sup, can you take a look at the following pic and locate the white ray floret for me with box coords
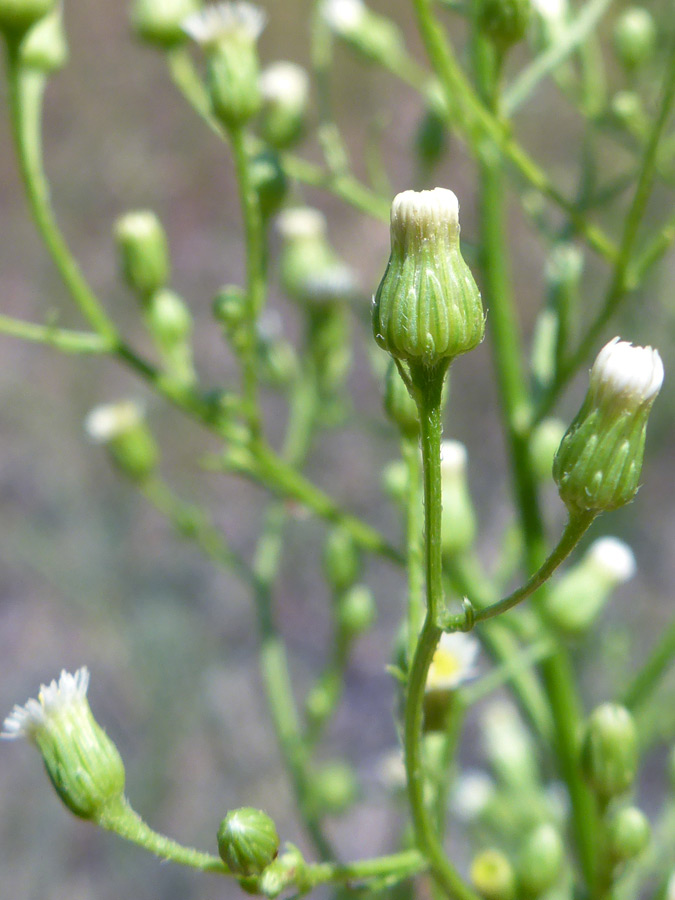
[590,337,664,407]
[182,1,266,46]
[260,61,309,106]
[322,0,366,35]
[2,667,90,741]
[426,631,480,692]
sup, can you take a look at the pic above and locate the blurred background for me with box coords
[1,1,674,898]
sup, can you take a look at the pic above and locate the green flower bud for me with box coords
[2,668,125,820]
[323,525,361,592]
[259,61,309,149]
[530,419,566,482]
[553,338,663,514]
[545,537,636,637]
[183,3,266,128]
[131,0,201,48]
[581,703,638,801]
[384,359,419,437]
[114,211,170,299]
[310,761,359,815]
[613,7,656,71]
[0,0,55,36]
[607,806,651,862]
[213,284,247,332]
[20,4,67,71]
[478,0,531,50]
[217,807,279,876]
[440,440,476,556]
[322,0,406,68]
[518,824,564,898]
[146,288,193,346]
[382,459,409,504]
[85,400,159,481]
[611,90,648,139]
[249,150,288,220]
[259,844,307,899]
[337,585,376,637]
[481,700,538,789]
[373,188,484,367]
[471,849,516,900]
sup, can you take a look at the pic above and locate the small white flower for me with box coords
[260,61,309,107]
[2,667,90,741]
[182,1,266,47]
[452,769,494,821]
[276,207,327,241]
[391,187,460,247]
[588,537,636,584]
[321,0,365,35]
[440,440,468,477]
[426,631,480,692]
[85,400,144,444]
[590,337,664,408]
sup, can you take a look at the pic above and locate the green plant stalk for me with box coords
[404,436,425,662]
[97,797,228,873]
[0,314,110,353]
[403,361,480,900]
[622,616,675,712]
[303,849,427,889]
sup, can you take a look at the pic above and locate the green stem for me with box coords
[404,436,425,661]
[98,797,227,874]
[304,849,427,889]
[0,314,111,353]
[622,617,675,712]
[403,361,479,900]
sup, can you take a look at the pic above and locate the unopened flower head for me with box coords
[2,668,126,820]
[85,400,144,443]
[131,0,201,47]
[114,210,170,298]
[482,700,537,788]
[20,4,68,72]
[553,337,663,514]
[276,207,327,242]
[182,1,265,47]
[259,62,310,149]
[588,537,636,584]
[373,188,484,368]
[85,401,158,481]
[440,440,476,556]
[278,207,354,304]
[0,0,56,35]
[321,0,365,35]
[426,632,479,692]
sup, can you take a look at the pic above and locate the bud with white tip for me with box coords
[85,400,159,481]
[553,337,663,514]
[259,61,309,149]
[114,210,170,300]
[545,536,636,636]
[20,4,67,71]
[373,188,484,368]
[131,0,201,47]
[2,668,126,821]
[321,0,405,68]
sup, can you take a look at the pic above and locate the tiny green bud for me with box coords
[373,188,484,367]
[131,0,201,48]
[323,526,361,592]
[478,0,531,51]
[249,150,288,220]
[213,284,247,331]
[611,90,648,138]
[545,537,636,637]
[481,700,538,789]
[259,61,309,149]
[114,211,170,299]
[217,807,279,876]
[2,668,126,820]
[382,459,409,504]
[553,338,663,514]
[581,703,638,801]
[0,0,55,36]
[383,359,419,438]
[337,585,376,637]
[530,419,566,482]
[471,849,516,900]
[259,844,307,899]
[607,806,651,862]
[184,2,266,128]
[85,400,159,481]
[518,824,564,898]
[440,440,477,556]
[20,5,67,71]
[322,0,406,68]
[310,761,359,815]
[146,288,193,346]
[613,7,656,71]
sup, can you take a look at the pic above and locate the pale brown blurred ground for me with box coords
[1,2,674,898]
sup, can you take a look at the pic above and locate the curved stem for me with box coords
[0,314,110,353]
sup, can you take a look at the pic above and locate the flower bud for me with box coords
[310,761,359,815]
[20,4,67,71]
[217,807,279,876]
[259,61,309,149]
[184,2,266,128]
[147,288,193,346]
[2,668,126,820]
[611,91,648,138]
[383,359,419,437]
[613,7,656,72]
[471,849,516,900]
[249,150,288,220]
[440,440,477,556]
[381,459,409,504]
[114,211,170,299]
[213,284,247,331]
[607,806,650,862]
[0,0,55,36]
[321,0,406,68]
[553,338,663,514]
[85,401,159,481]
[530,419,566,482]
[259,844,307,899]
[131,0,201,47]
[581,703,638,801]
[323,525,361,593]
[373,188,484,368]
[478,0,531,51]
[337,585,376,638]
[482,700,538,789]
[545,536,636,637]
[518,824,564,898]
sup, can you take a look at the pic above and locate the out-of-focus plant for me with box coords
[1,0,675,898]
